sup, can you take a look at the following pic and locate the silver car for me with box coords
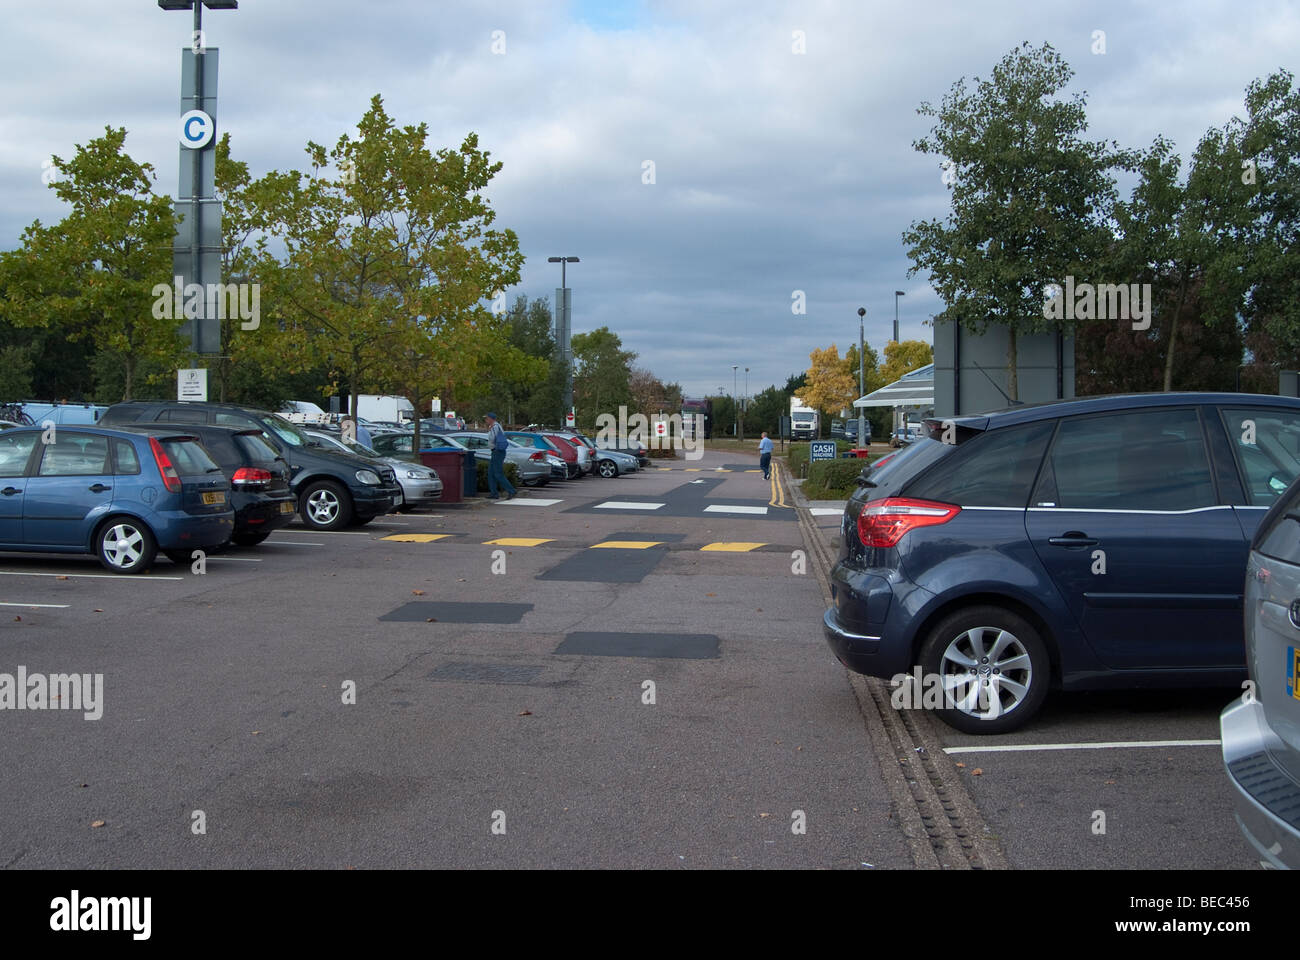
[442,432,552,486]
[1223,482,1300,868]
[306,429,442,512]
[560,432,638,478]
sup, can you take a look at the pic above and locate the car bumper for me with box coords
[397,477,443,505]
[1221,696,1300,869]
[352,484,403,518]
[154,511,235,551]
[233,493,296,536]
[822,560,922,678]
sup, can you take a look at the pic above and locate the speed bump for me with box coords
[381,533,453,543]
[484,537,554,547]
[590,540,665,549]
[700,542,767,552]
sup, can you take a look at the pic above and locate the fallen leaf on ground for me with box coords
[93,609,103,613]
[955,762,965,768]
[56,575,68,580]
[518,710,532,716]
[971,768,983,776]
[706,593,716,597]
[412,589,425,596]
[91,820,105,828]
[12,616,19,622]
[425,618,437,622]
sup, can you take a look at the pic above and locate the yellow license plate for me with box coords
[279,501,295,514]
[202,491,226,505]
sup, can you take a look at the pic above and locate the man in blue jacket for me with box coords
[484,413,516,500]
[758,431,774,480]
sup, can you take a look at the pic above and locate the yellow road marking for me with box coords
[483,537,554,547]
[685,468,701,472]
[590,540,665,550]
[700,542,767,552]
[381,533,452,543]
[744,469,761,473]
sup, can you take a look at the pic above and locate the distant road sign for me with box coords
[565,412,575,427]
[810,440,837,462]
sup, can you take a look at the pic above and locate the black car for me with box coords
[119,423,296,546]
[99,402,402,531]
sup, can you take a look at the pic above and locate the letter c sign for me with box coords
[179,109,214,149]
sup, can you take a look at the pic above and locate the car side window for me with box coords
[1036,408,1215,510]
[214,413,250,427]
[162,408,207,423]
[0,433,38,477]
[1220,407,1300,505]
[905,422,1053,507]
[36,433,110,476]
[112,439,141,475]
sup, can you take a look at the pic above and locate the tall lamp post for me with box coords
[159,0,238,358]
[893,290,905,434]
[548,256,579,425]
[857,307,867,450]
[731,365,738,437]
[742,366,749,441]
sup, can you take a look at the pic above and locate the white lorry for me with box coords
[790,396,819,441]
[356,395,415,424]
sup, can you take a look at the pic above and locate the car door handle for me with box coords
[88,483,111,493]
[1048,532,1098,548]
[1,487,20,496]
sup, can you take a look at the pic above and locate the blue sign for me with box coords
[810,441,837,462]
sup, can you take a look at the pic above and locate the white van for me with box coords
[357,395,415,424]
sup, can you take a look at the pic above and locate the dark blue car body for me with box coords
[823,393,1300,731]
[0,425,233,572]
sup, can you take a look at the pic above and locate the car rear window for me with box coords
[904,421,1053,507]
[161,438,221,476]
[865,436,953,489]
[233,432,280,463]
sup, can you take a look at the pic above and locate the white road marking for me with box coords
[0,601,70,608]
[943,738,1221,755]
[810,507,845,516]
[703,505,768,515]
[281,529,370,536]
[0,571,184,581]
[494,498,563,507]
[206,556,263,562]
[593,501,665,510]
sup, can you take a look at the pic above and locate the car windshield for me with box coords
[261,413,309,447]
[311,432,382,459]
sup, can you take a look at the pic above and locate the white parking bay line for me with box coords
[943,738,1221,755]
[593,502,664,510]
[0,571,184,581]
[0,601,70,608]
[281,530,371,536]
[810,507,844,516]
[494,498,563,507]
[703,505,768,515]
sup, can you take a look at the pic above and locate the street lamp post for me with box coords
[893,290,905,434]
[857,307,866,450]
[732,365,738,438]
[159,0,238,357]
[547,256,580,425]
[742,366,749,441]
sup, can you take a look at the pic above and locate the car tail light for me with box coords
[149,437,182,493]
[857,498,960,548]
[232,467,273,487]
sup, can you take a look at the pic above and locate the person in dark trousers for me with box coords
[758,431,773,480]
[484,412,516,500]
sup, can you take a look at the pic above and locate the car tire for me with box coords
[231,531,270,547]
[299,480,353,531]
[918,605,1050,735]
[350,514,377,526]
[598,459,618,478]
[95,517,157,574]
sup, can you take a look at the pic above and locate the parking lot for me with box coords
[0,445,1262,869]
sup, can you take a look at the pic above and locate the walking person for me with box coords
[758,431,773,480]
[484,412,517,500]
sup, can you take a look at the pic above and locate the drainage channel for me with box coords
[790,470,1008,871]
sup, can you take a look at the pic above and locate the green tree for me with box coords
[903,42,1127,400]
[746,385,786,436]
[249,96,523,439]
[0,127,181,400]
[571,326,635,428]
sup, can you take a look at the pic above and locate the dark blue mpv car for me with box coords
[0,425,233,573]
[823,393,1300,733]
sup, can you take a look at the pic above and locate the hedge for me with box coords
[787,439,859,477]
[803,458,870,499]
[474,458,520,492]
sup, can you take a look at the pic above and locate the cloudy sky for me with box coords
[1,0,1296,400]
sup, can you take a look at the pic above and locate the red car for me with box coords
[541,434,584,479]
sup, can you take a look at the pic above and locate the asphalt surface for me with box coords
[0,449,911,869]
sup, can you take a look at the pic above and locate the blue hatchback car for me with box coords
[823,392,1300,733]
[0,425,233,573]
